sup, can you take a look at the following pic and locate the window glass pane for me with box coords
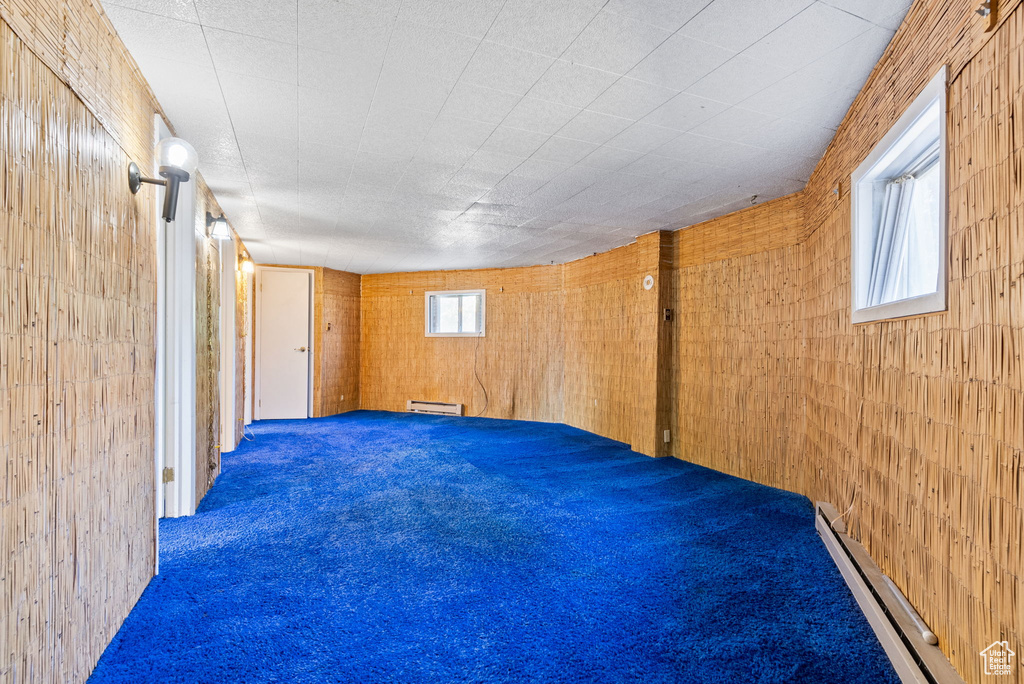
[460,295,479,333]
[904,160,940,299]
[437,296,459,333]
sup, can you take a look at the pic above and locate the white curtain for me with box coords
[865,174,916,307]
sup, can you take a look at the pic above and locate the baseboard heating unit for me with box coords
[815,502,964,684]
[406,400,463,416]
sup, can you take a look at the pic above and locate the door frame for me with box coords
[254,266,314,420]
[154,115,199,530]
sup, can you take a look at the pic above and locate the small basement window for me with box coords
[851,67,947,324]
[425,290,485,337]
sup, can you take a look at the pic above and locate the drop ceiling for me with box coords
[102,0,911,273]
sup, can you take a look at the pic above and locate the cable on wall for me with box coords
[473,332,489,418]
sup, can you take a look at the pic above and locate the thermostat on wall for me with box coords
[643,275,654,290]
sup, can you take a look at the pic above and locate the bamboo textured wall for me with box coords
[0,18,158,684]
[801,1,1023,679]
[668,194,807,490]
[663,2,1023,681]
[320,268,360,416]
[360,266,564,422]
[194,187,221,502]
[1,1,247,681]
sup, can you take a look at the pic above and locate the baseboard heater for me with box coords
[815,502,964,684]
[406,400,463,416]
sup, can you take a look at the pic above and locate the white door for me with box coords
[258,269,311,419]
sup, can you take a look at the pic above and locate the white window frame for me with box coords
[851,66,948,325]
[425,289,486,337]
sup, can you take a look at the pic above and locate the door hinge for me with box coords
[162,467,175,483]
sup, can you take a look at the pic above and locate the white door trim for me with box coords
[155,116,198,521]
[254,266,314,420]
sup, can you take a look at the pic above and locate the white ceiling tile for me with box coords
[532,136,598,165]
[680,0,814,52]
[372,69,453,115]
[298,87,371,131]
[105,6,212,67]
[440,83,522,124]
[424,115,497,149]
[577,145,644,171]
[641,92,729,131]
[502,97,582,135]
[460,41,554,95]
[627,34,734,91]
[741,3,873,73]
[206,28,297,83]
[221,74,298,140]
[562,10,672,75]
[193,0,297,42]
[480,126,550,158]
[820,0,913,30]
[588,78,678,120]
[555,110,632,145]
[601,0,707,31]
[485,0,606,57]
[398,0,505,38]
[527,60,619,108]
[383,21,480,86]
[736,117,836,154]
[604,122,680,154]
[298,0,394,57]
[685,54,793,105]
[298,48,381,97]
[654,133,766,168]
[688,107,778,141]
[104,0,200,22]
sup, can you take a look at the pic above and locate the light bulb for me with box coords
[210,218,231,240]
[241,259,255,274]
[155,136,198,174]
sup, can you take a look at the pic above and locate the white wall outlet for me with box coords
[340,394,344,401]
[663,429,671,443]
[594,399,598,407]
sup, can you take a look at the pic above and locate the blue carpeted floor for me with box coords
[89,411,898,683]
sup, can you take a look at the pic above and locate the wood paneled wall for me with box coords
[360,266,564,422]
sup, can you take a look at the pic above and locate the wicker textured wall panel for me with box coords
[562,243,648,448]
[666,2,1024,680]
[320,268,360,416]
[1,20,157,684]
[194,186,221,503]
[360,266,564,422]
[801,3,1024,679]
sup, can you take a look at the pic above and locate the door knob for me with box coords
[295,346,307,352]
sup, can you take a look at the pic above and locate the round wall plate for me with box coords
[643,275,655,290]
[128,162,142,194]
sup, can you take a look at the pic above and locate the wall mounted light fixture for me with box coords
[240,257,255,274]
[206,212,231,240]
[128,137,198,222]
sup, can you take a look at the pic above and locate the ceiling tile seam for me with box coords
[817,0,896,29]
[190,0,271,257]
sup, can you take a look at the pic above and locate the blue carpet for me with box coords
[89,411,898,683]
